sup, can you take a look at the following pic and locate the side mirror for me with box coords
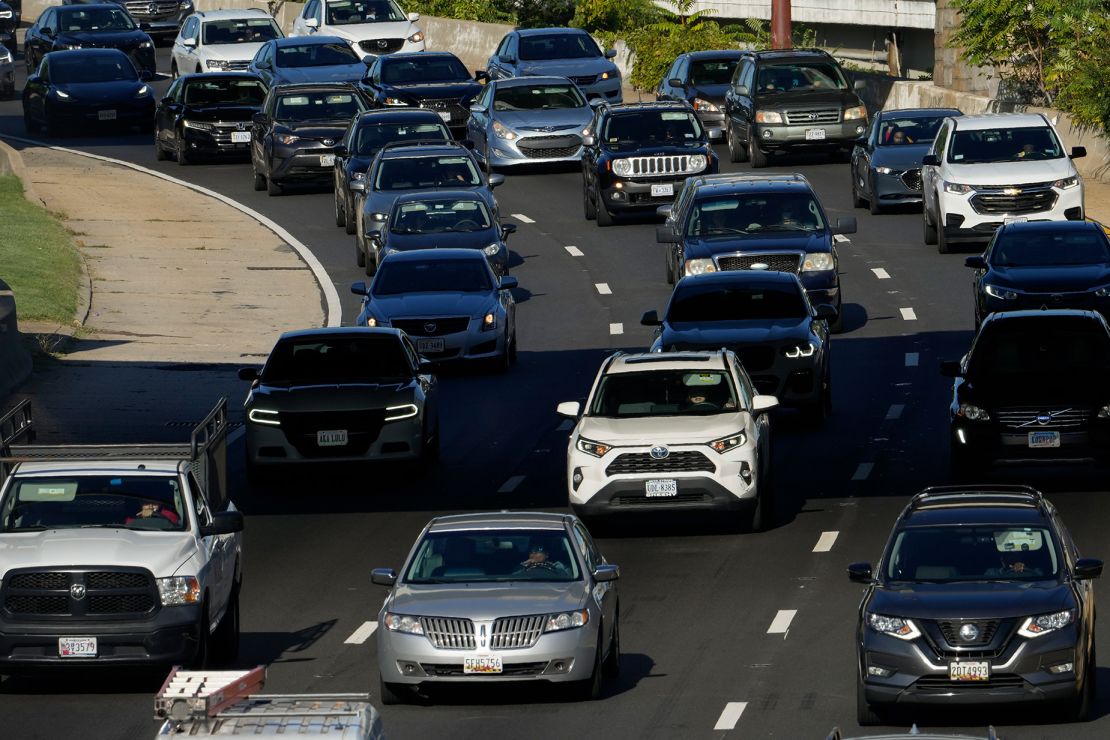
[499,275,518,290]
[237,367,259,381]
[922,153,940,167]
[256,59,271,70]
[847,562,873,583]
[656,225,677,243]
[469,103,487,113]
[587,98,607,109]
[668,77,684,88]
[304,17,319,28]
[556,401,580,419]
[252,112,267,125]
[1071,146,1087,159]
[41,27,54,37]
[349,180,367,193]
[853,79,867,92]
[582,134,596,147]
[350,281,369,295]
[500,54,516,65]
[500,223,517,239]
[751,395,779,413]
[371,568,397,587]
[964,255,986,269]
[815,304,838,321]
[833,216,857,235]
[939,360,962,378]
[488,173,506,188]
[656,204,673,219]
[201,511,244,537]
[183,37,197,48]
[1075,558,1103,580]
[160,95,174,105]
[407,12,420,22]
[640,309,661,326]
[593,563,620,582]
[474,70,490,84]
[366,229,382,242]
[733,85,749,96]
[604,49,617,59]
[333,144,347,157]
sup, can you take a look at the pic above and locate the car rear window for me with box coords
[375,155,481,189]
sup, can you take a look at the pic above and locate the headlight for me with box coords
[205,59,229,71]
[407,31,425,43]
[492,120,517,140]
[875,166,896,175]
[157,576,200,606]
[1018,610,1074,638]
[384,613,425,635]
[482,243,501,257]
[802,253,835,272]
[140,41,154,49]
[1097,404,1110,418]
[1053,175,1079,190]
[183,120,215,131]
[957,403,990,421]
[55,89,71,99]
[692,98,719,113]
[384,403,418,421]
[576,437,612,457]
[544,609,589,632]
[277,134,300,145]
[365,315,388,327]
[0,48,11,63]
[684,258,716,276]
[0,10,12,19]
[1095,285,1110,298]
[383,97,408,107]
[984,284,1017,300]
[481,311,497,331]
[58,43,82,50]
[611,158,633,177]
[248,408,281,426]
[843,105,867,121]
[687,153,708,172]
[867,613,921,640]
[944,180,973,194]
[783,342,816,359]
[754,110,782,124]
[135,85,151,98]
[600,71,615,80]
[708,431,746,453]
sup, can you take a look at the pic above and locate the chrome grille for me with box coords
[359,38,405,54]
[615,493,712,506]
[421,617,475,649]
[124,0,180,18]
[937,620,1000,647]
[491,615,546,649]
[418,98,468,123]
[224,60,250,71]
[619,155,701,177]
[995,407,1091,430]
[784,108,840,125]
[715,252,802,274]
[421,661,547,677]
[901,168,922,191]
[970,183,1057,215]
[606,451,715,476]
[914,674,1025,690]
[391,317,469,337]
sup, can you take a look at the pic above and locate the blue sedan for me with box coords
[485,27,621,104]
[249,35,370,87]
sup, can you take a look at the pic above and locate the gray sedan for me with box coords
[371,511,620,703]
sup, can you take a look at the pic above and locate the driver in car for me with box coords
[127,501,180,525]
[519,544,567,573]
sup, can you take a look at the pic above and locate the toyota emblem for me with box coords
[649,445,669,460]
[322,139,335,146]
[423,322,437,334]
[70,583,87,600]
[808,112,819,120]
[958,623,980,642]
[377,39,390,50]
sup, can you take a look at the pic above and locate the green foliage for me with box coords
[571,0,659,33]
[403,0,515,23]
[515,0,576,28]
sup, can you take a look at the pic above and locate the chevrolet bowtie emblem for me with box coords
[1003,187,1022,196]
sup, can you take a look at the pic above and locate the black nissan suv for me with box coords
[850,486,1101,725]
[581,100,717,227]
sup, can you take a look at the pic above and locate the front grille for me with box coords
[87,572,148,590]
[491,615,546,650]
[279,409,386,458]
[901,168,922,191]
[619,155,702,178]
[569,74,596,86]
[970,183,1057,215]
[735,346,776,373]
[418,98,468,124]
[391,317,470,337]
[224,60,250,71]
[2,568,157,620]
[421,617,476,650]
[359,38,405,54]
[914,674,1025,691]
[9,573,67,590]
[517,135,582,159]
[123,0,180,18]
[715,252,802,274]
[937,620,1000,647]
[784,108,840,125]
[420,661,547,677]
[615,493,712,506]
[89,594,156,614]
[6,594,68,614]
[606,450,715,476]
[995,407,1091,430]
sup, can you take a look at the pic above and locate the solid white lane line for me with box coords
[498,475,526,493]
[609,323,624,335]
[813,531,839,553]
[714,702,748,731]
[557,419,573,431]
[767,609,797,635]
[833,234,850,243]
[595,283,612,295]
[344,621,378,644]
[905,352,920,367]
[871,267,891,279]
[852,462,874,481]
[512,213,535,223]
[565,246,584,257]
[900,307,917,321]
[886,404,905,420]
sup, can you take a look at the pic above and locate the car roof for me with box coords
[11,461,182,477]
[276,326,404,342]
[494,75,576,88]
[748,48,834,63]
[878,108,963,119]
[392,189,487,205]
[951,113,1049,130]
[517,27,590,37]
[381,248,487,263]
[605,351,729,374]
[676,270,800,289]
[380,142,471,158]
[899,486,1052,527]
[46,48,128,60]
[693,174,813,197]
[195,8,271,20]
[272,35,349,47]
[381,51,461,63]
[354,108,443,124]
[683,50,744,60]
[995,219,1104,237]
[428,512,570,532]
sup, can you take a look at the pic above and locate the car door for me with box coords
[28,8,54,69]
[468,84,493,156]
[572,522,616,636]
[251,91,274,172]
[292,0,316,36]
[188,472,230,625]
[24,57,47,121]
[156,78,181,147]
[922,120,950,215]
[175,17,200,75]
[486,33,512,79]
[854,116,878,197]
[254,42,276,87]
[657,57,681,100]
[732,355,769,467]
[361,57,383,106]
[726,58,755,142]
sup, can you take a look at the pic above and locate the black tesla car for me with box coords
[155,72,267,164]
[850,486,1100,724]
[361,51,486,138]
[23,48,155,135]
[24,4,156,79]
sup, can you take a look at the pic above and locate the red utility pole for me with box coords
[771,0,793,49]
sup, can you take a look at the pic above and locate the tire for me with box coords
[344,195,357,235]
[601,615,621,679]
[857,678,885,726]
[176,138,190,166]
[267,177,282,196]
[868,177,882,215]
[583,179,597,220]
[211,580,240,663]
[923,203,938,245]
[665,247,675,285]
[23,111,38,134]
[508,330,517,364]
[365,248,378,277]
[419,423,440,465]
[379,675,406,706]
[851,176,865,209]
[727,122,746,163]
[355,240,366,268]
[1066,642,1095,722]
[170,61,178,80]
[190,603,211,669]
[334,190,346,227]
[595,187,613,227]
[155,137,169,161]
[748,132,768,169]
[570,643,603,701]
[252,167,266,192]
[801,374,832,427]
[937,221,952,254]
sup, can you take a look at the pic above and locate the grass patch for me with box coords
[0,175,81,324]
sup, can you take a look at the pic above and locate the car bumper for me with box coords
[873,170,924,205]
[269,147,339,183]
[939,186,1085,242]
[951,422,1110,464]
[486,133,584,167]
[48,100,155,126]
[753,120,868,151]
[388,323,507,363]
[181,127,253,157]
[600,177,690,213]
[246,414,425,464]
[696,111,726,140]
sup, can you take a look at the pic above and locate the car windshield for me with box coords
[689,58,738,85]
[274,90,363,121]
[602,110,703,148]
[374,155,482,189]
[967,318,1110,380]
[51,55,136,84]
[493,83,586,111]
[202,18,281,45]
[886,526,1060,582]
[373,259,492,295]
[261,335,412,384]
[405,529,582,583]
[1,475,185,532]
[353,121,449,155]
[391,198,492,234]
[519,33,600,61]
[948,126,1064,164]
[590,370,739,418]
[183,77,266,106]
[669,284,808,322]
[991,229,1110,267]
[325,0,405,25]
[276,42,361,68]
[877,115,946,146]
[381,56,468,84]
[56,8,136,32]
[757,62,847,92]
[687,193,826,236]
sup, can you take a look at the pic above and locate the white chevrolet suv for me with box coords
[291,0,425,59]
[557,350,778,530]
[171,9,284,77]
[921,112,1087,253]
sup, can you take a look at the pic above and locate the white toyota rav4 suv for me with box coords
[291,0,425,59]
[557,350,778,530]
[921,112,1087,253]
[171,9,284,77]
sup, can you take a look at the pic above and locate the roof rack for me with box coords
[905,485,1047,516]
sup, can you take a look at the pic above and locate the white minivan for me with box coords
[290,0,424,59]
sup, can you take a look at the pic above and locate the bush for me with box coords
[571,0,659,33]
[515,0,576,28]
[404,0,515,23]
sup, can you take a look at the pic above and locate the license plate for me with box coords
[59,637,97,658]
[805,128,826,140]
[949,660,990,681]
[463,655,503,674]
[1004,216,1028,224]
[98,110,117,121]
[645,479,677,497]
[231,131,251,143]
[651,183,674,197]
[417,338,445,353]
[1028,430,1061,448]
[320,154,336,167]
[438,111,452,122]
[317,429,348,447]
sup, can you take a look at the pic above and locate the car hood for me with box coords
[328,21,416,42]
[389,581,588,619]
[494,106,592,132]
[578,413,747,446]
[385,230,496,252]
[201,42,267,62]
[275,122,350,138]
[56,81,146,103]
[0,529,195,578]
[870,144,932,170]
[518,58,616,78]
[181,104,260,122]
[383,81,481,102]
[869,580,1074,620]
[987,264,1110,292]
[685,232,827,260]
[960,371,1108,406]
[371,291,494,318]
[276,64,367,84]
[662,318,811,348]
[55,31,148,48]
[688,84,729,104]
[945,158,1076,186]
[604,142,709,156]
[252,382,414,409]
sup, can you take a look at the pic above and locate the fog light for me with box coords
[610,192,624,201]
[762,129,773,139]
[554,661,566,671]
[856,125,866,134]
[956,428,967,445]
[1047,662,1074,674]
[739,461,753,485]
[614,181,623,189]
[572,467,584,491]
[868,665,894,677]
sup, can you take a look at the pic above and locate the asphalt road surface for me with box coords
[0,49,1106,739]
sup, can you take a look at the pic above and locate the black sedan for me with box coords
[332,108,451,235]
[23,49,155,135]
[361,51,486,138]
[655,49,742,141]
[250,82,368,196]
[966,220,1110,327]
[155,72,267,165]
[24,4,156,79]
[850,107,961,214]
[641,270,835,422]
[0,0,18,54]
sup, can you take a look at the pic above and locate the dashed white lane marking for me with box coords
[886,404,905,420]
[813,531,839,553]
[557,419,573,431]
[871,267,891,279]
[511,213,535,223]
[609,323,624,335]
[565,246,584,257]
[851,462,874,481]
[833,234,850,243]
[595,283,612,295]
[905,352,920,367]
[714,702,748,731]
[900,307,917,321]
[498,475,526,493]
[344,621,378,644]
[767,609,797,635]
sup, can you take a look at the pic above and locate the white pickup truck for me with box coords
[0,398,242,672]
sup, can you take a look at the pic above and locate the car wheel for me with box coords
[252,165,266,192]
[583,179,597,220]
[365,249,378,277]
[508,330,517,364]
[748,132,768,169]
[379,674,407,706]
[344,195,357,235]
[355,240,366,268]
[419,422,440,465]
[155,136,169,161]
[856,677,886,726]
[923,202,938,245]
[936,220,952,254]
[267,177,282,196]
[868,177,883,215]
[570,642,603,701]
[851,175,865,209]
[595,187,613,227]
[1065,642,1096,722]
[334,190,346,227]
[601,613,621,679]
[665,247,675,285]
[170,61,178,80]
[190,602,211,669]
[211,578,240,663]
[176,137,190,166]
[23,110,38,134]
[802,375,831,427]
[727,123,746,163]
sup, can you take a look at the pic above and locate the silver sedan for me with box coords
[371,511,621,703]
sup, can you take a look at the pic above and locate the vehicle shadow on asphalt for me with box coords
[238,619,339,668]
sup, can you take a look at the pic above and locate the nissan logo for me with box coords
[423,322,437,334]
[649,445,669,460]
[70,583,87,600]
[958,623,980,642]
